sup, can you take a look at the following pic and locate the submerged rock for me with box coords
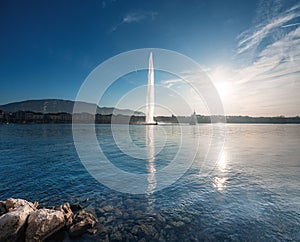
[25,208,65,242]
[69,209,98,237]
[131,225,140,234]
[103,205,114,212]
[106,215,114,224]
[110,231,122,241]
[0,198,36,242]
[140,224,157,236]
[114,208,123,217]
[171,221,185,227]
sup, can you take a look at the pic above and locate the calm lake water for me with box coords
[0,124,299,241]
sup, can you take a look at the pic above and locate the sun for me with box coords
[215,82,230,101]
[210,66,233,103]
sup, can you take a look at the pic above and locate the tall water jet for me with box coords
[146,52,155,124]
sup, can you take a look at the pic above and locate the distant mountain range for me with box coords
[0,99,144,116]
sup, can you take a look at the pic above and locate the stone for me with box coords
[87,228,97,234]
[172,221,185,227]
[106,215,114,224]
[69,221,90,237]
[114,208,122,217]
[111,231,122,241]
[5,198,36,211]
[181,216,191,223]
[103,205,113,212]
[156,214,166,223]
[165,224,172,229]
[0,201,6,216]
[99,216,106,223]
[99,201,107,207]
[132,210,144,218]
[70,203,83,211]
[126,199,134,205]
[69,209,97,238]
[96,223,108,235]
[0,200,35,242]
[140,224,156,236]
[62,203,73,225]
[146,216,156,223]
[159,235,165,242]
[131,225,140,234]
[98,208,105,214]
[25,208,65,242]
[54,203,73,226]
[73,209,97,224]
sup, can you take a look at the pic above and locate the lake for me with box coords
[0,124,299,241]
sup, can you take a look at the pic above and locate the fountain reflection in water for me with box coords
[146,125,156,211]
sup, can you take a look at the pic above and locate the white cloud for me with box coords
[111,11,157,32]
[236,26,300,84]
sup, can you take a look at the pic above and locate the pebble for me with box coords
[157,214,166,223]
[98,216,105,223]
[111,231,122,241]
[114,208,122,217]
[98,208,105,214]
[106,215,114,224]
[131,225,139,234]
[172,221,185,227]
[103,205,114,212]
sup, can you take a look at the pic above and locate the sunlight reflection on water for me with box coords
[213,150,228,191]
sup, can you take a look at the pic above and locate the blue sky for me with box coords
[1,0,300,116]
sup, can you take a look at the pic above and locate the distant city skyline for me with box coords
[1,0,300,116]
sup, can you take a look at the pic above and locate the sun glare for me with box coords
[211,67,233,103]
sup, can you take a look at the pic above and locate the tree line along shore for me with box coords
[1,110,300,124]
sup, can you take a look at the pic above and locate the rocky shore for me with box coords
[0,198,97,242]
[0,196,198,241]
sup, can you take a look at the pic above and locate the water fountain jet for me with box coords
[145,52,157,125]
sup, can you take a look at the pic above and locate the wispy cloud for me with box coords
[281,22,300,28]
[237,14,297,54]
[123,12,147,23]
[235,1,300,83]
[161,79,183,88]
[111,11,157,32]
[101,0,117,9]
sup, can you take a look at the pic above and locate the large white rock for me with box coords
[25,208,65,242]
[0,198,35,242]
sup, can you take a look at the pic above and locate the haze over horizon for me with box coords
[1,0,300,116]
